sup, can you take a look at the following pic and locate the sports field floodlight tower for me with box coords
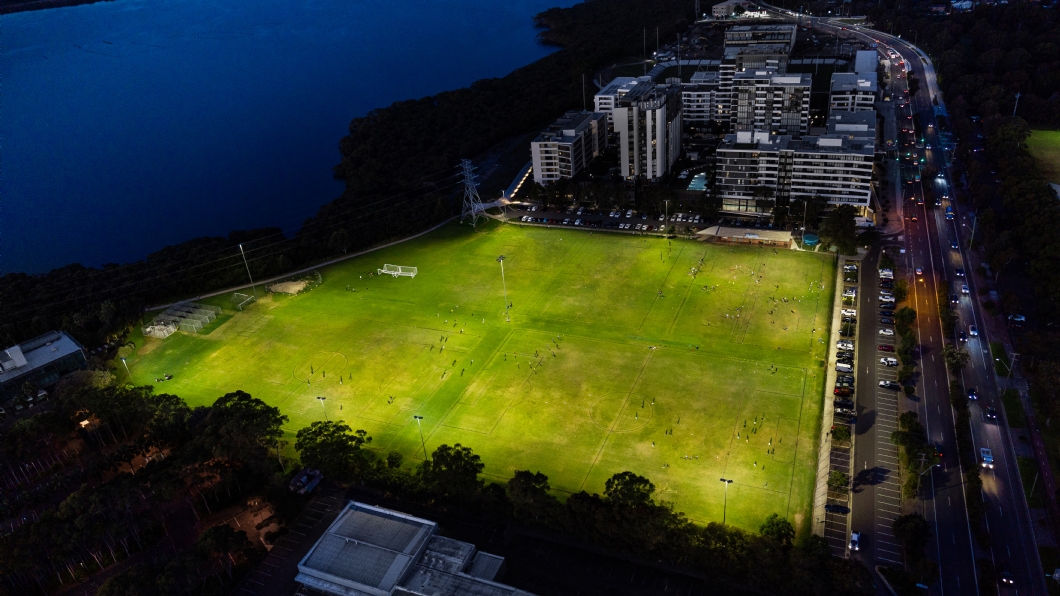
[460,159,486,227]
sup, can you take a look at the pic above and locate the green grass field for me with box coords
[124,220,835,534]
[1027,130,1060,182]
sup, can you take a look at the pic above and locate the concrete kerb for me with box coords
[813,254,857,537]
[146,215,462,312]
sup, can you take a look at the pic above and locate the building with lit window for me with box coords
[0,331,87,402]
[613,83,682,180]
[829,73,878,115]
[681,71,721,125]
[715,130,874,215]
[731,71,811,135]
[724,24,797,52]
[530,111,608,184]
[593,76,653,126]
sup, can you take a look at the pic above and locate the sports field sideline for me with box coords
[125,220,836,533]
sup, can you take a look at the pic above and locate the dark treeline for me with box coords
[294,419,873,595]
[0,377,299,595]
[0,0,694,350]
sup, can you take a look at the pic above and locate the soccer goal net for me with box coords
[145,302,221,336]
[378,264,418,278]
[232,292,257,311]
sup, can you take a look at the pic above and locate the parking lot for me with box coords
[504,204,703,232]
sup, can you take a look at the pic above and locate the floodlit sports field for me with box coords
[1027,130,1060,183]
[125,220,836,532]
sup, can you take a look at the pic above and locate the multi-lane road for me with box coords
[750,4,1047,594]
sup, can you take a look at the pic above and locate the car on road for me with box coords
[881,357,899,366]
[967,387,978,400]
[950,294,959,304]
[959,331,968,342]
[911,213,918,222]
[962,284,970,294]
[985,407,998,420]
[1001,571,1015,585]
[915,267,923,276]
[933,443,944,458]
[880,380,901,390]
[951,241,959,249]
[969,324,978,337]
[946,212,954,220]
[980,448,994,469]
[879,328,895,336]
[955,267,965,277]
[878,345,895,352]
[849,531,861,551]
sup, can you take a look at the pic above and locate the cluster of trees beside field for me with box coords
[0,0,694,352]
[0,375,874,595]
[0,376,300,595]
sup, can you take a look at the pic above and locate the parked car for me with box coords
[880,357,898,366]
[825,503,850,514]
[849,531,861,551]
[879,309,895,317]
[880,317,894,325]
[879,328,895,336]
[878,345,895,352]
[837,341,854,350]
[834,399,855,409]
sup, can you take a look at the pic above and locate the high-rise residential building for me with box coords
[712,0,752,18]
[594,76,653,126]
[724,24,797,52]
[613,82,682,180]
[681,71,721,125]
[717,44,791,125]
[829,73,878,115]
[715,130,874,215]
[731,71,811,135]
[530,111,608,184]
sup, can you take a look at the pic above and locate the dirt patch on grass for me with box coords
[269,280,308,294]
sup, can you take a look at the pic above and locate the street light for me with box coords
[497,255,510,322]
[413,415,428,461]
[120,357,131,377]
[238,243,258,299]
[719,478,734,524]
[316,396,328,422]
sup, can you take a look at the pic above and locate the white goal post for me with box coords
[378,264,418,278]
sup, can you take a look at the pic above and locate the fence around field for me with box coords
[143,302,221,336]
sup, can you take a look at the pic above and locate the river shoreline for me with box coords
[0,0,111,15]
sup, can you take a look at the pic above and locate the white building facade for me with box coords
[731,71,811,135]
[613,84,682,180]
[829,73,878,115]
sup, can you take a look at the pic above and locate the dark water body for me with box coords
[2,0,573,274]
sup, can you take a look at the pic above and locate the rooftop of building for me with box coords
[830,72,877,93]
[726,24,797,34]
[296,502,533,596]
[712,0,751,6]
[698,225,793,243]
[0,331,84,385]
[827,111,877,137]
[854,50,878,75]
[719,131,873,156]
[532,111,604,144]
[596,76,653,97]
[723,44,791,60]
[733,70,811,86]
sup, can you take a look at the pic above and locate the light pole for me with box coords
[238,243,258,299]
[316,396,328,422]
[497,255,510,322]
[719,478,733,524]
[996,353,1020,378]
[120,357,131,377]
[413,415,428,461]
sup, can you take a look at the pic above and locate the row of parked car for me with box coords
[0,389,48,417]
[516,216,665,231]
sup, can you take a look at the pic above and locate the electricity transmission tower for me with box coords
[460,159,486,227]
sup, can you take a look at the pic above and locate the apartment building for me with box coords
[829,73,878,115]
[715,130,874,214]
[681,71,721,125]
[854,49,878,75]
[717,46,791,123]
[530,111,608,184]
[724,24,797,52]
[594,76,653,126]
[613,83,682,180]
[731,71,811,135]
